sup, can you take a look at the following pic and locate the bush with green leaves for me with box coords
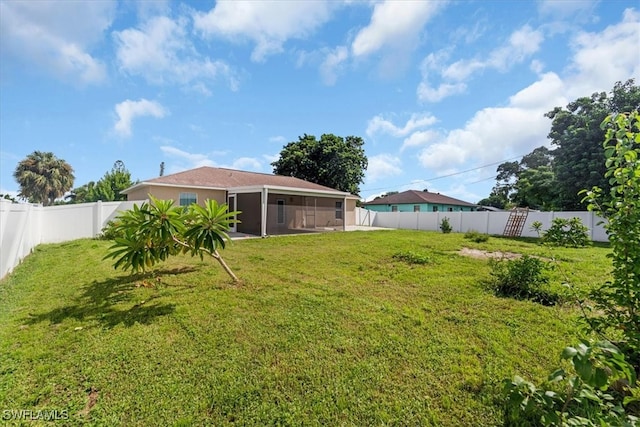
[504,340,639,426]
[97,220,123,240]
[542,217,591,247]
[464,230,489,243]
[104,196,240,283]
[488,255,558,305]
[439,216,452,233]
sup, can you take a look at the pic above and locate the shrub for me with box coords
[530,221,543,238]
[392,251,430,265]
[504,340,639,426]
[97,220,123,240]
[439,217,452,233]
[464,230,489,243]
[488,255,558,305]
[542,217,590,247]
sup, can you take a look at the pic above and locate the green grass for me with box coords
[0,230,611,426]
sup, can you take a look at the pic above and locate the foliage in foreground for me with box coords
[504,112,640,424]
[583,111,640,359]
[104,196,239,282]
[504,340,638,426]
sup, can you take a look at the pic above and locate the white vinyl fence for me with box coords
[0,199,139,279]
[356,207,608,242]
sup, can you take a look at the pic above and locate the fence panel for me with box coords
[368,209,607,242]
[0,200,139,279]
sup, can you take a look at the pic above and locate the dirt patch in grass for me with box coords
[458,247,522,260]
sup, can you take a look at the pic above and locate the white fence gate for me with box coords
[0,199,139,279]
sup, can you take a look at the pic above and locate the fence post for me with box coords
[94,201,103,237]
[484,211,490,234]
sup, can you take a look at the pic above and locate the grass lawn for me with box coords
[0,230,611,426]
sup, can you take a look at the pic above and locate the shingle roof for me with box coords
[363,189,476,207]
[124,166,352,194]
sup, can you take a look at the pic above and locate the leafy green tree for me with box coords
[13,151,75,206]
[511,166,559,210]
[480,147,555,209]
[271,134,367,195]
[546,79,640,209]
[68,160,133,203]
[105,196,239,283]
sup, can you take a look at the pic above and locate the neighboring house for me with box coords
[363,190,477,212]
[122,166,359,236]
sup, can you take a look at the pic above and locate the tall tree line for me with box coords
[479,80,640,211]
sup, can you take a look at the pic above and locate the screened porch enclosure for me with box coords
[234,192,346,236]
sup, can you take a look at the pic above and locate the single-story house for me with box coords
[122,166,359,236]
[363,190,477,212]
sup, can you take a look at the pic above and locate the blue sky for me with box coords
[1,0,638,203]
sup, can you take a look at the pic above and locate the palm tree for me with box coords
[13,151,75,206]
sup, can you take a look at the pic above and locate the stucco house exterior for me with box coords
[122,166,359,236]
[363,190,477,213]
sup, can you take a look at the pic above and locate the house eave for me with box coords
[228,184,356,198]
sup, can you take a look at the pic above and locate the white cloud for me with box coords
[160,146,264,172]
[538,0,598,18]
[263,153,280,164]
[193,2,334,62]
[114,15,238,91]
[418,72,565,172]
[366,154,403,183]
[565,8,640,99]
[160,146,216,169]
[320,46,349,86]
[442,25,544,81]
[351,1,446,58]
[0,0,114,84]
[366,113,438,138]
[417,81,467,103]
[401,130,440,152]
[417,8,639,175]
[417,25,544,103]
[230,157,262,171]
[114,99,168,138]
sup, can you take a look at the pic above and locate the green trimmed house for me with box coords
[363,190,477,213]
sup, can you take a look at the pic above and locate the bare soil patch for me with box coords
[458,247,522,260]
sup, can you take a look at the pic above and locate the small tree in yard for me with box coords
[104,196,240,283]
